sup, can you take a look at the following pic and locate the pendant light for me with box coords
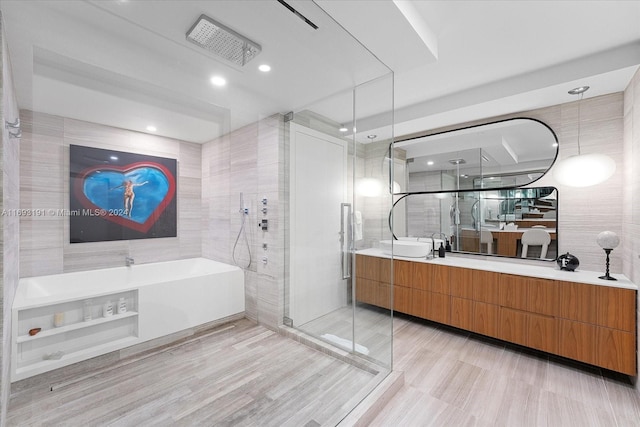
[552,86,616,187]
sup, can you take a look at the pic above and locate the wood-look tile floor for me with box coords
[7,319,378,427]
[371,314,640,427]
[298,304,393,366]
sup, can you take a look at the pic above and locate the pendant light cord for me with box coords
[577,92,583,155]
[568,85,589,155]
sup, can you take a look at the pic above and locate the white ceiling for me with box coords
[2,0,640,144]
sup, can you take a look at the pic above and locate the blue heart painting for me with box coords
[83,167,170,224]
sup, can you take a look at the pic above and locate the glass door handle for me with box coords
[340,203,352,280]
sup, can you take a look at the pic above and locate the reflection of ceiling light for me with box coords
[339,126,348,132]
[146,125,157,132]
[553,86,616,187]
[258,64,271,72]
[481,155,490,162]
[552,142,558,147]
[110,156,118,161]
[210,76,227,86]
[427,160,434,166]
[460,174,468,178]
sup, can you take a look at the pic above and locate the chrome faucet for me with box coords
[125,257,135,266]
[425,234,436,260]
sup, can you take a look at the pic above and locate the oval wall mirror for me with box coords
[393,118,559,193]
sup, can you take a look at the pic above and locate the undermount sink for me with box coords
[379,238,444,258]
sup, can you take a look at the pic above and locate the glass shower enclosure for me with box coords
[285,72,394,373]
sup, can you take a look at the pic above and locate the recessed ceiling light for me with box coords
[258,64,271,72]
[568,86,589,95]
[210,76,227,87]
[427,160,434,166]
[110,156,118,161]
[146,125,157,132]
[339,126,348,132]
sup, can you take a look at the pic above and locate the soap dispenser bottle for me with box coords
[445,238,452,252]
[438,242,446,258]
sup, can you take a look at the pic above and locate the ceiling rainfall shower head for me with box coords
[186,14,261,66]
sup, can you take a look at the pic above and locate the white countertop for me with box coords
[357,248,637,290]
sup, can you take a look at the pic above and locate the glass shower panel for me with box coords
[353,73,394,369]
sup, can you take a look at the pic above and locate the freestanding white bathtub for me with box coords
[12,258,244,381]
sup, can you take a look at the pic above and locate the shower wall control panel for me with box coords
[261,197,268,263]
[259,197,268,231]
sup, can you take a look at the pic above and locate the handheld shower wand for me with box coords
[233,192,251,268]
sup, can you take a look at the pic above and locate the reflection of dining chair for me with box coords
[532,225,547,228]
[480,230,494,254]
[521,229,551,258]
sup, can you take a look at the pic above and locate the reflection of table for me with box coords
[485,218,557,228]
[461,228,557,257]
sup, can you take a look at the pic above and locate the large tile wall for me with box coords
[202,114,285,331]
[358,141,400,251]
[0,20,20,426]
[19,111,202,277]
[622,67,640,388]
[402,93,625,273]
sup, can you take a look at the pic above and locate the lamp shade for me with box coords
[596,231,620,249]
[552,153,616,187]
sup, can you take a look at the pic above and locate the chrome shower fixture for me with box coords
[186,14,261,66]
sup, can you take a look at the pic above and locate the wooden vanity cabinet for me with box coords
[450,268,500,338]
[555,280,636,375]
[497,274,559,353]
[407,262,450,323]
[355,254,637,375]
[354,254,393,309]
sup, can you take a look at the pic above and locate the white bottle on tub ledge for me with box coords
[83,299,92,321]
[117,297,127,314]
[103,300,113,317]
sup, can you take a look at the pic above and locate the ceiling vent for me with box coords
[186,14,261,66]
